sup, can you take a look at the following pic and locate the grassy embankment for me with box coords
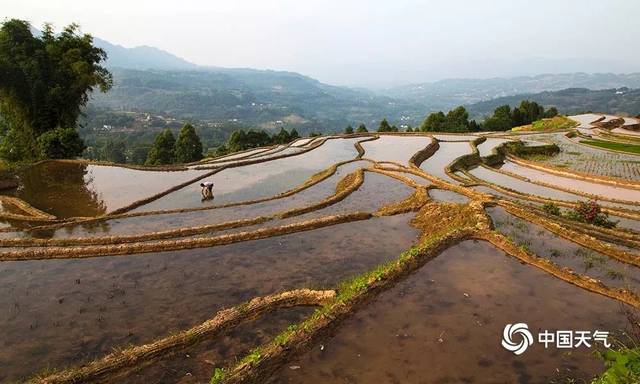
[512,116,578,132]
[579,139,640,155]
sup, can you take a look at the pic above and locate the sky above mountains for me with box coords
[5,0,640,87]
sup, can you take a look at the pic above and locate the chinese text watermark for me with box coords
[502,323,611,355]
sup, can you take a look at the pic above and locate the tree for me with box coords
[420,111,446,132]
[356,123,368,133]
[377,118,393,132]
[544,107,559,118]
[102,139,126,163]
[290,128,300,140]
[344,125,354,134]
[468,120,481,132]
[174,123,203,163]
[0,19,112,161]
[443,106,470,132]
[482,105,513,131]
[272,127,291,144]
[129,145,150,165]
[512,100,545,127]
[146,129,176,165]
[215,144,229,156]
[36,127,86,159]
[406,126,413,133]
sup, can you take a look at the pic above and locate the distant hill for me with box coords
[93,37,199,70]
[464,87,640,118]
[89,67,416,132]
[387,73,640,111]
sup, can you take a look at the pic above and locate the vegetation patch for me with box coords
[513,115,578,132]
[579,139,640,155]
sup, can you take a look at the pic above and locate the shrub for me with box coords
[592,347,640,384]
[542,202,560,216]
[36,127,86,159]
[566,200,617,228]
[356,123,368,133]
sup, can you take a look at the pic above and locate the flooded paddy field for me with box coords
[468,165,640,212]
[274,241,630,384]
[133,137,363,212]
[0,214,418,381]
[419,141,473,182]
[488,206,640,293]
[527,133,640,181]
[1,130,639,384]
[360,135,432,164]
[497,160,640,202]
[8,162,208,218]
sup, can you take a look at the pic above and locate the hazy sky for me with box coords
[4,0,640,87]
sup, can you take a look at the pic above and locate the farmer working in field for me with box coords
[200,181,214,200]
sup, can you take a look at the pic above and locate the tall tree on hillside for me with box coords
[146,129,176,165]
[377,118,392,132]
[174,123,203,163]
[272,127,291,144]
[356,123,368,133]
[102,139,126,163]
[544,107,558,118]
[0,19,112,161]
[290,128,300,140]
[443,106,470,132]
[420,111,446,132]
[344,125,354,134]
[482,105,513,131]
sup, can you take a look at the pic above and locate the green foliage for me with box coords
[214,144,229,157]
[101,139,126,163]
[210,368,226,384]
[420,106,472,132]
[479,100,554,131]
[0,19,112,161]
[36,127,85,159]
[580,139,640,155]
[443,106,470,132]
[545,107,559,118]
[174,123,203,163]
[482,105,513,131]
[542,202,561,216]
[356,123,368,133]
[344,125,354,134]
[592,348,640,384]
[565,200,618,228]
[128,145,150,164]
[420,111,446,132]
[214,127,302,158]
[0,126,35,161]
[240,348,262,366]
[145,128,176,165]
[523,115,577,132]
[377,118,397,132]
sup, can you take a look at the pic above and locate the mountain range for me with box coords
[87,35,640,131]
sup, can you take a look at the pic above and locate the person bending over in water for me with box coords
[200,181,214,200]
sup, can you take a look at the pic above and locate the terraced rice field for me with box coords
[0,129,639,384]
[527,133,640,181]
